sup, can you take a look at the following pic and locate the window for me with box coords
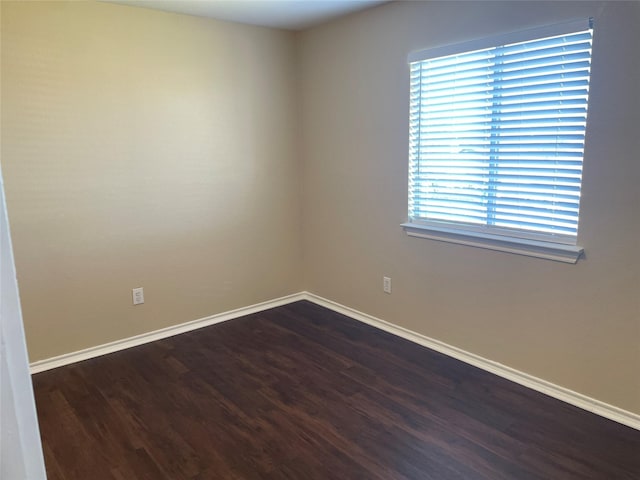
[403,19,594,263]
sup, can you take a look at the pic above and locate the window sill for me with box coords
[401,223,584,264]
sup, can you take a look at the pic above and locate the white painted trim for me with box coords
[2,161,47,479]
[302,292,640,431]
[30,290,640,431]
[402,223,583,264]
[29,292,307,374]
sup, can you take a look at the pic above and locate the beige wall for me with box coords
[1,1,301,361]
[299,1,640,414]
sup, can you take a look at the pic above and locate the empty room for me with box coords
[1,0,639,478]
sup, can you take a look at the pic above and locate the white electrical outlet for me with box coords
[383,276,391,294]
[132,287,144,305]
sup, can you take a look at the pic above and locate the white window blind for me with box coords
[407,19,594,245]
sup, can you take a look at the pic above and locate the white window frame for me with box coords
[402,19,594,264]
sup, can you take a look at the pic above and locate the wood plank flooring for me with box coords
[32,301,640,479]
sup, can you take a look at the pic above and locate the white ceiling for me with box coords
[104,0,389,30]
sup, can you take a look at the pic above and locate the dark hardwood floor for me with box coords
[33,301,640,479]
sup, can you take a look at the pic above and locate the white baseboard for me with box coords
[30,290,640,431]
[29,292,307,374]
[302,292,640,431]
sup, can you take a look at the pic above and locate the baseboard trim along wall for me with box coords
[303,292,640,431]
[29,291,640,431]
[28,292,307,374]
